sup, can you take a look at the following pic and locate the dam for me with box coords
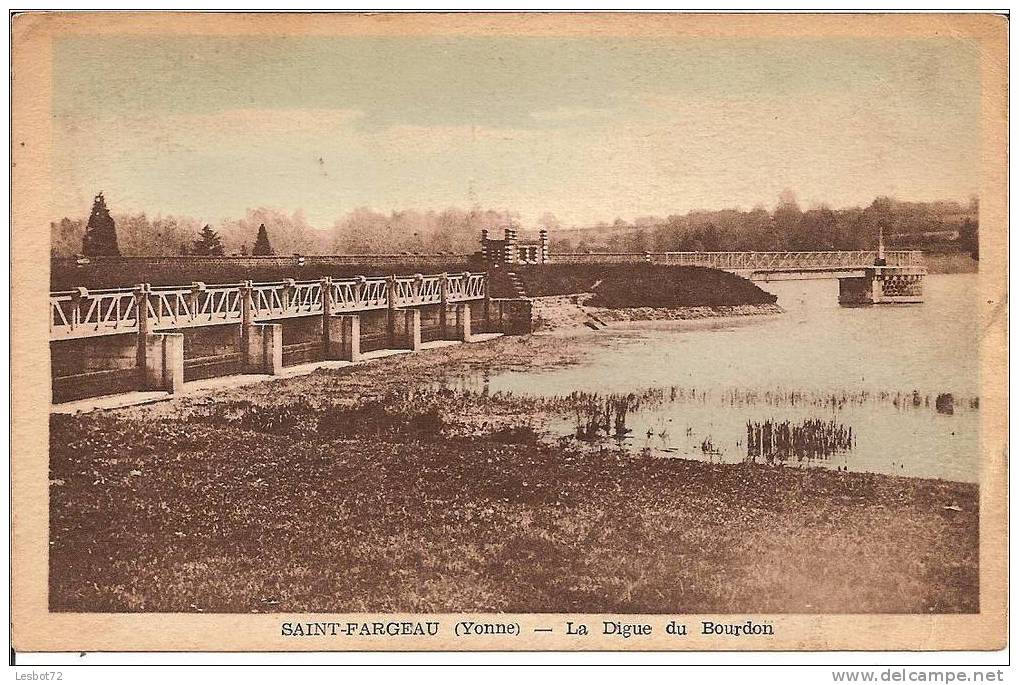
[49,271,535,403]
[49,244,926,404]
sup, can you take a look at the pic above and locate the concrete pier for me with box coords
[246,323,283,374]
[444,303,471,341]
[142,333,184,393]
[327,314,362,362]
[838,266,925,306]
[392,309,422,351]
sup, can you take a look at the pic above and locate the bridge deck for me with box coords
[658,250,924,271]
[552,250,925,272]
[51,272,487,341]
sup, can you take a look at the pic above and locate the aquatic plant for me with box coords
[443,375,979,419]
[745,418,855,463]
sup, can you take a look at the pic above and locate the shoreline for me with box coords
[110,325,967,487]
[530,294,784,331]
[50,327,978,614]
[589,302,784,324]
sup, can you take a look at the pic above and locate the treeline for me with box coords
[551,196,978,257]
[49,195,978,258]
[50,205,521,258]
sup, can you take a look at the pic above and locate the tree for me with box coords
[624,228,650,253]
[51,217,84,257]
[772,190,802,250]
[82,192,120,256]
[537,211,562,231]
[252,223,273,255]
[778,188,799,207]
[192,224,225,256]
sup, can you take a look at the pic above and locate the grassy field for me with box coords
[513,265,778,307]
[49,335,978,614]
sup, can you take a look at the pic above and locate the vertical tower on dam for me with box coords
[837,231,926,305]
[479,227,552,265]
[837,266,925,305]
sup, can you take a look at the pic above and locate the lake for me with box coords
[448,274,980,483]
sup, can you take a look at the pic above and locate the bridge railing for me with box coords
[330,277,389,312]
[149,282,245,331]
[658,250,924,270]
[50,287,140,340]
[393,274,443,306]
[551,250,925,269]
[885,251,926,268]
[552,253,650,265]
[51,272,488,341]
[447,272,487,302]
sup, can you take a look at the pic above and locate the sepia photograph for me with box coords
[10,10,1008,658]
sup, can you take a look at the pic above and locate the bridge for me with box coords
[51,272,487,340]
[482,226,925,277]
[49,271,535,404]
[654,250,925,279]
[552,249,927,305]
[652,251,927,304]
[49,249,927,405]
[553,249,925,277]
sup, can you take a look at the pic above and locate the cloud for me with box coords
[377,124,539,153]
[529,106,613,122]
[181,108,366,135]
[56,107,366,151]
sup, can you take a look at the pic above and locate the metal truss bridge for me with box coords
[657,250,925,277]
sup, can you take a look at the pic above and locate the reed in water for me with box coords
[745,418,855,463]
[441,375,979,416]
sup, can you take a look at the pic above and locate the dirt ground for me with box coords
[49,332,979,614]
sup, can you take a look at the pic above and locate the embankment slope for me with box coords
[499,264,777,307]
[492,265,782,329]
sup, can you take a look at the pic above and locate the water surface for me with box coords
[450,274,980,482]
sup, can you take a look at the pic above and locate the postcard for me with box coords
[10,11,1008,654]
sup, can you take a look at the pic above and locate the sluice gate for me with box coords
[50,272,530,403]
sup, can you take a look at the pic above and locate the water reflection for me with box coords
[449,275,981,483]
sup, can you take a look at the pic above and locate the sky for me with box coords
[51,35,981,229]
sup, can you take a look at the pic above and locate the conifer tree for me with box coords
[252,223,273,255]
[82,192,120,256]
[192,224,225,256]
